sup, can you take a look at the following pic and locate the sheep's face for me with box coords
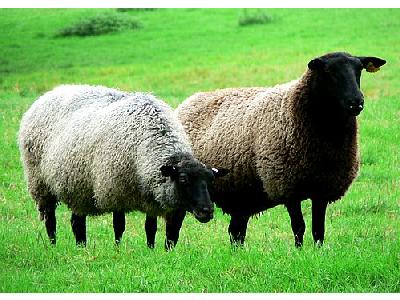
[161,161,229,223]
[308,52,386,116]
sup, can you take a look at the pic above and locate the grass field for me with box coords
[0,8,399,292]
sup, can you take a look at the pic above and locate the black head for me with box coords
[161,156,229,223]
[308,52,386,116]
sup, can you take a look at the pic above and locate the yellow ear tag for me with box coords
[366,62,380,73]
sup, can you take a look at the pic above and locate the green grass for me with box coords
[0,8,399,292]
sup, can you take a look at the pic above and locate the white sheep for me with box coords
[18,84,226,249]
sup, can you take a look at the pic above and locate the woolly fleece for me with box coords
[176,71,359,215]
[19,85,193,217]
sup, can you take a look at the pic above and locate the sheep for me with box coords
[18,84,228,249]
[176,52,386,247]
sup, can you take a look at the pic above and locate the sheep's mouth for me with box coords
[192,210,213,223]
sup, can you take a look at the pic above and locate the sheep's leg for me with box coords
[228,214,250,245]
[37,192,57,245]
[285,200,306,247]
[145,215,157,249]
[71,213,87,246]
[165,210,186,251]
[44,206,57,245]
[311,199,328,246]
[113,211,125,245]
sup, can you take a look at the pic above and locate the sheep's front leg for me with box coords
[44,206,57,245]
[113,211,125,245]
[165,210,186,251]
[145,215,157,249]
[228,214,250,245]
[311,199,328,246]
[71,213,87,246]
[285,200,306,247]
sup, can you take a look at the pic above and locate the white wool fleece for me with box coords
[19,85,192,216]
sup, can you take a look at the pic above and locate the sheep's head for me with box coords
[161,155,229,223]
[308,52,386,116]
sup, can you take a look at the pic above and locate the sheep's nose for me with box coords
[193,205,214,223]
[201,206,214,213]
[348,104,363,116]
[349,103,363,110]
[348,98,364,116]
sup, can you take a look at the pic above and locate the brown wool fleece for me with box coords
[176,70,359,213]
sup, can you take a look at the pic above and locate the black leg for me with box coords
[286,200,306,248]
[312,199,328,246]
[165,210,186,251]
[228,214,250,245]
[44,207,57,245]
[145,215,157,249]
[71,213,87,246]
[113,211,125,245]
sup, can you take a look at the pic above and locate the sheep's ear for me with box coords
[160,165,178,177]
[357,56,386,73]
[308,57,325,70]
[211,167,229,178]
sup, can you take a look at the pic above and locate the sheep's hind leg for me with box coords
[43,205,57,245]
[311,199,328,246]
[113,211,125,245]
[37,192,57,245]
[71,213,87,246]
[285,200,306,248]
[145,215,157,249]
[165,210,186,251]
[228,214,250,246]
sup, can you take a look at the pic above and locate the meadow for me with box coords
[0,8,399,292]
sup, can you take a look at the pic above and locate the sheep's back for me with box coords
[19,85,128,166]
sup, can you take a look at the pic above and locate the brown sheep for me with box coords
[176,52,386,247]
